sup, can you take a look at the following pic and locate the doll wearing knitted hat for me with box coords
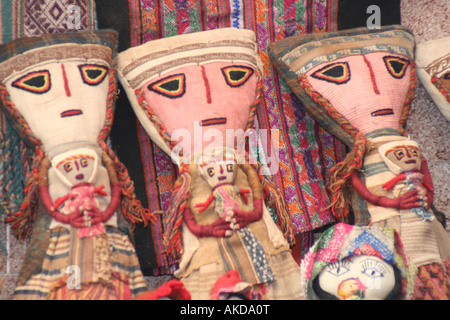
[300,223,414,300]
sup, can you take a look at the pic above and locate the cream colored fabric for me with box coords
[416,36,450,121]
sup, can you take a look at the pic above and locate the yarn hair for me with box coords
[297,64,416,222]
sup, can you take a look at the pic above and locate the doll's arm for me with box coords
[350,171,421,209]
[183,206,232,238]
[239,188,251,204]
[420,159,434,209]
[232,198,263,229]
[194,194,215,213]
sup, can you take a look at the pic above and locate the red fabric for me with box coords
[136,279,191,300]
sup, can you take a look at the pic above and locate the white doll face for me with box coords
[317,255,396,300]
[5,59,110,150]
[55,155,96,186]
[198,160,237,188]
[384,145,421,171]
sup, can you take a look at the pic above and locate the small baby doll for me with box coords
[39,148,121,238]
[379,140,434,221]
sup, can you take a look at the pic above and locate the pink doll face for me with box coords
[306,52,411,134]
[385,145,421,171]
[56,156,95,186]
[317,255,396,300]
[142,62,258,154]
[5,60,110,150]
[198,160,237,189]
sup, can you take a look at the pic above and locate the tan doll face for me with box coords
[317,255,396,300]
[56,156,95,186]
[6,59,110,150]
[306,52,411,134]
[385,145,421,171]
[198,160,237,188]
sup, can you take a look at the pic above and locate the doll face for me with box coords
[6,59,110,150]
[317,255,396,300]
[306,52,411,134]
[56,156,95,186]
[142,62,258,155]
[198,160,237,188]
[384,145,421,171]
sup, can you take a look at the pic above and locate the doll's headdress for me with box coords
[116,28,264,155]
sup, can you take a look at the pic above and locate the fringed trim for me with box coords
[255,162,296,246]
[6,148,44,241]
[431,76,450,103]
[399,63,417,135]
[163,164,191,259]
[99,71,149,227]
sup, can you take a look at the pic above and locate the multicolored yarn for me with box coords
[431,77,450,103]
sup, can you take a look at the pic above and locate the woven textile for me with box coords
[98,0,341,276]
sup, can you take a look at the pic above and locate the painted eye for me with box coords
[361,259,389,279]
[226,164,234,172]
[221,65,254,87]
[410,148,419,157]
[11,70,51,94]
[324,260,352,277]
[311,62,351,84]
[207,167,215,177]
[148,74,186,98]
[63,162,73,173]
[394,149,405,160]
[383,56,409,79]
[78,64,109,85]
[80,158,88,167]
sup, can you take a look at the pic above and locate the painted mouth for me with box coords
[200,117,227,127]
[405,160,416,164]
[76,174,84,180]
[371,108,394,117]
[218,176,227,181]
[61,109,83,118]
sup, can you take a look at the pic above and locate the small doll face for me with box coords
[306,52,411,134]
[142,62,258,154]
[198,160,237,189]
[5,59,110,150]
[316,255,396,300]
[56,156,95,186]
[384,145,421,171]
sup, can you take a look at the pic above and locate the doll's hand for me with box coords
[375,189,421,210]
[232,198,263,229]
[184,207,232,238]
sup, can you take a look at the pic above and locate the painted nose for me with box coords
[363,55,380,95]
[61,63,71,97]
[201,65,212,104]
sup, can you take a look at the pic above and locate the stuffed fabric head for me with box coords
[415,36,450,122]
[300,223,413,300]
[116,28,263,160]
[0,30,146,237]
[268,25,416,221]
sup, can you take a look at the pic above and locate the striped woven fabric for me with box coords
[99,0,343,276]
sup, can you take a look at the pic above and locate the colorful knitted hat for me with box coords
[116,28,264,156]
[300,223,414,300]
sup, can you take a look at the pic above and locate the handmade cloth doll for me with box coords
[0,30,148,299]
[300,223,414,300]
[117,28,301,300]
[269,25,450,299]
[415,36,450,122]
[378,139,434,221]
